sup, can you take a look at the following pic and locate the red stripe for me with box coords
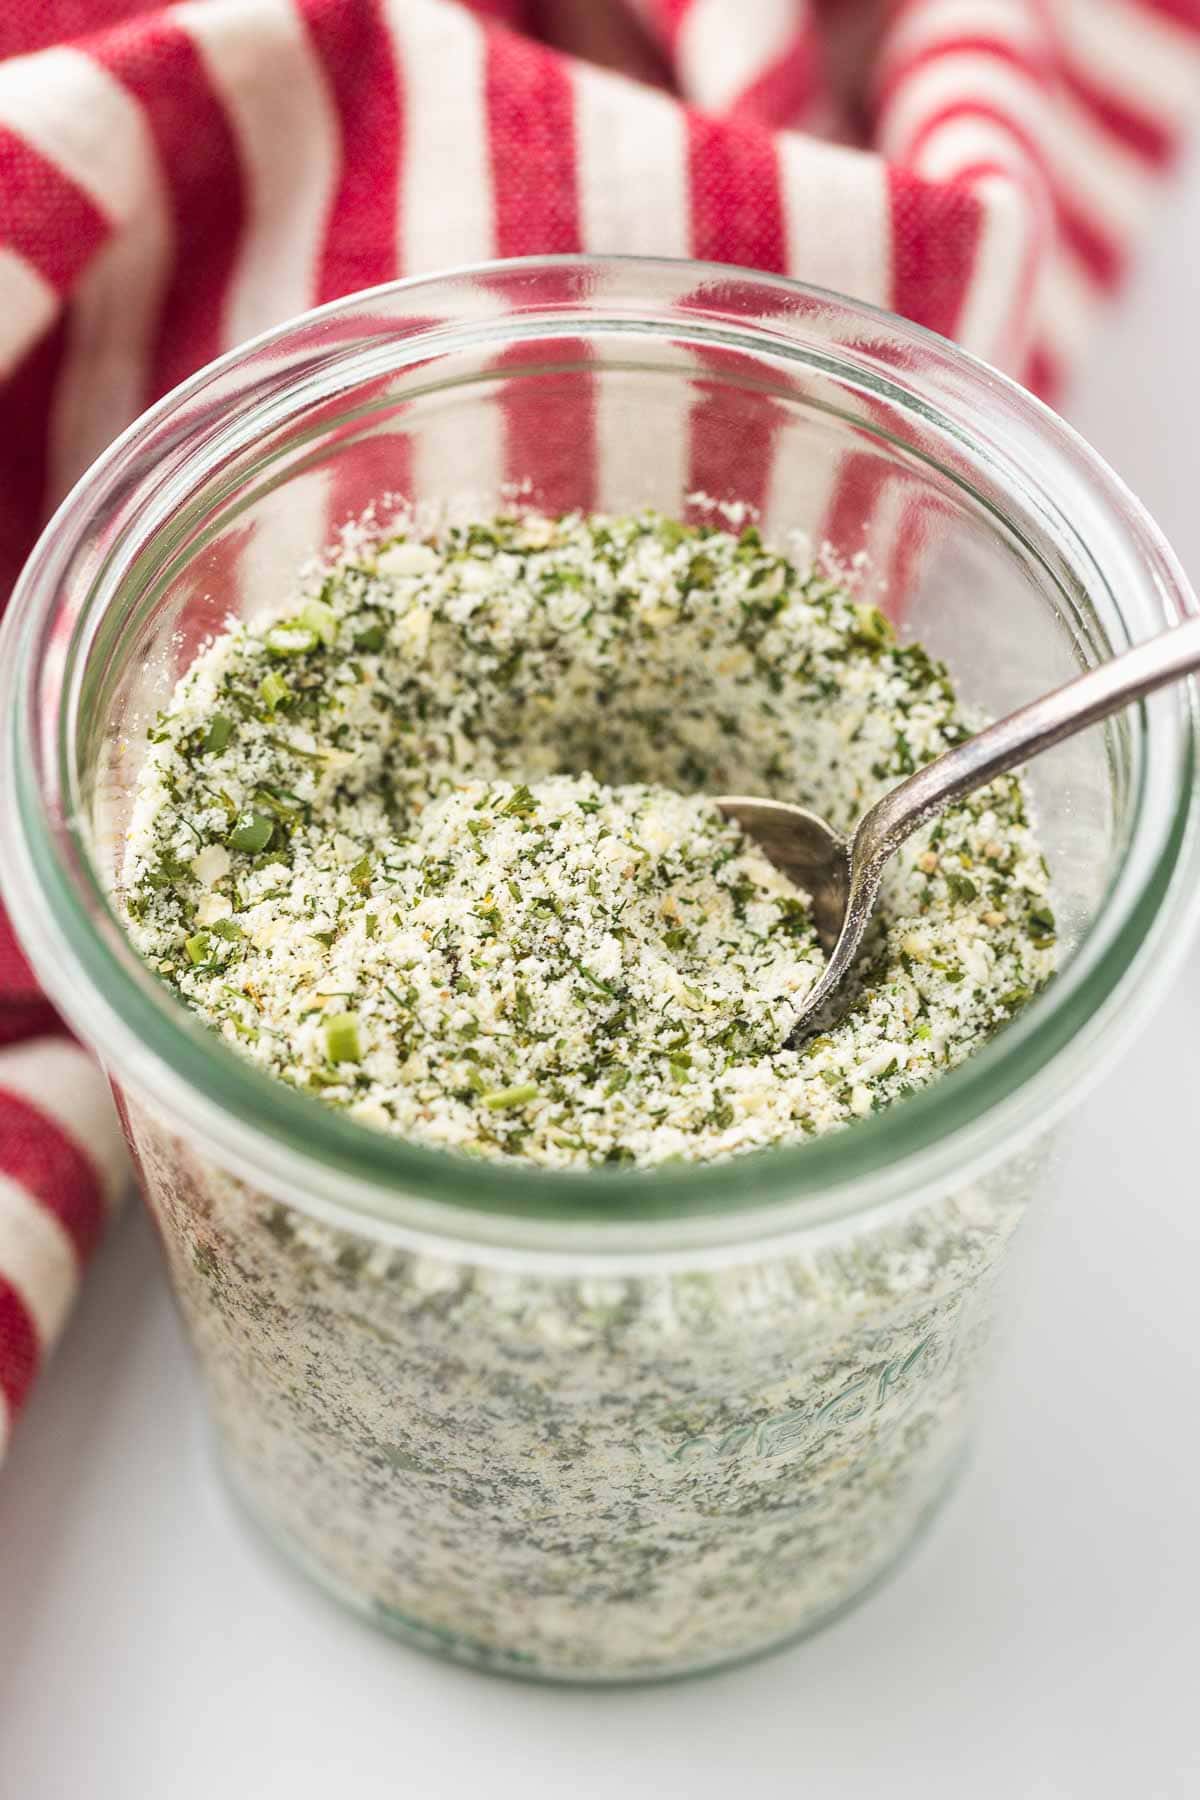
[457,0,532,22]
[675,284,801,520]
[483,35,590,510]
[682,113,787,519]
[0,906,45,1006]
[318,366,419,544]
[823,453,891,569]
[93,19,246,397]
[887,165,982,341]
[327,425,415,541]
[1023,343,1062,403]
[1055,193,1124,290]
[0,320,67,608]
[0,0,149,60]
[1135,0,1200,33]
[884,487,934,628]
[0,127,109,295]
[729,36,823,130]
[171,521,254,674]
[0,1004,63,1052]
[485,25,582,256]
[687,112,786,271]
[0,1277,39,1416]
[946,156,1037,190]
[686,375,780,521]
[1058,59,1176,169]
[0,1090,107,1263]
[498,337,596,517]
[301,0,403,300]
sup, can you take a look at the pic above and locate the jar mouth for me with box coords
[3,256,1199,1257]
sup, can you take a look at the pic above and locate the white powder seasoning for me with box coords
[122,511,1055,1165]
[115,511,1060,1678]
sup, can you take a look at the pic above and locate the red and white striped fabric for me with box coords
[1,0,1198,1458]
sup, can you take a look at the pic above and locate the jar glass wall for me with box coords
[2,260,1197,1681]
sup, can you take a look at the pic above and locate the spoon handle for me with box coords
[857,611,1200,867]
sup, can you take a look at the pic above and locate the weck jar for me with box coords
[2,259,1197,1682]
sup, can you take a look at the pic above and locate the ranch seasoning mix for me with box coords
[116,510,1057,1678]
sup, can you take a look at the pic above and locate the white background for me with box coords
[4,162,1200,1800]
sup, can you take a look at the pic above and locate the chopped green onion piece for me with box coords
[264,621,319,657]
[499,784,538,818]
[324,1012,362,1064]
[259,670,290,712]
[184,932,211,965]
[482,1082,539,1111]
[300,599,338,646]
[851,603,894,648]
[201,714,234,755]
[228,811,275,854]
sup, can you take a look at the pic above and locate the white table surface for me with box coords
[5,165,1200,1800]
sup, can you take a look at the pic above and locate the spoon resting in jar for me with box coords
[717,612,1200,1039]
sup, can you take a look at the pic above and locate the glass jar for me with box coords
[2,260,1197,1683]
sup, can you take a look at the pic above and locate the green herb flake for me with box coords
[228,812,275,854]
[202,714,234,755]
[259,671,290,713]
[324,1012,362,1064]
[481,1083,540,1111]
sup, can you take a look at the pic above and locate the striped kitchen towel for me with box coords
[2,0,1198,1457]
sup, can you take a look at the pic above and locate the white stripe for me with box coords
[881,0,1046,69]
[0,1173,80,1349]
[909,112,1039,182]
[1031,247,1106,374]
[177,0,340,349]
[595,337,691,522]
[760,449,842,567]
[953,173,1039,368]
[241,468,334,627]
[0,45,150,219]
[44,60,172,499]
[0,250,58,378]
[676,0,801,113]
[574,65,690,258]
[863,478,912,610]
[408,346,505,522]
[385,0,495,274]
[778,135,891,308]
[0,1040,128,1210]
[1050,0,1200,129]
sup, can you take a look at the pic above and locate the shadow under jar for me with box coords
[3,259,1198,1683]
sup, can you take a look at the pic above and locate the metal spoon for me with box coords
[717,612,1200,1036]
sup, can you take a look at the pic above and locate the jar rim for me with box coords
[3,254,1199,1261]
